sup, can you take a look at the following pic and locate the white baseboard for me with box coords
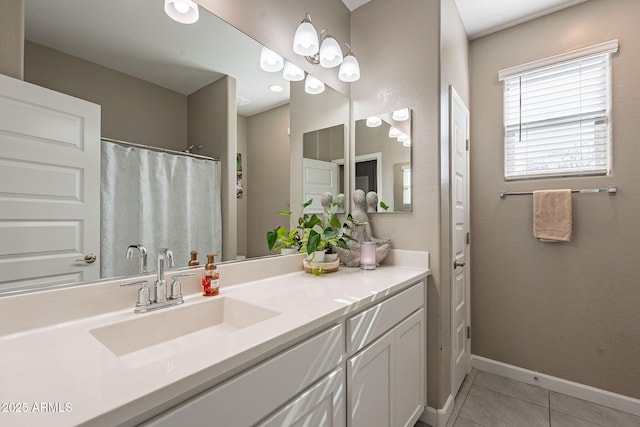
[421,394,454,427]
[471,355,640,417]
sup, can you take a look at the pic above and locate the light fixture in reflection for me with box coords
[260,47,284,72]
[392,108,410,121]
[402,139,411,147]
[366,116,382,127]
[283,61,305,81]
[164,0,199,24]
[305,74,325,95]
[269,84,284,93]
[388,126,402,138]
[236,96,251,106]
[397,133,410,145]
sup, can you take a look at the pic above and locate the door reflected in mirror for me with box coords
[302,124,346,214]
[354,109,412,212]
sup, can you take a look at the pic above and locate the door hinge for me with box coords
[467,326,471,339]
[466,139,469,151]
[466,232,470,245]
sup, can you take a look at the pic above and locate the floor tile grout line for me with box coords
[471,382,551,410]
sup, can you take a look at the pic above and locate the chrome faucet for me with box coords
[126,244,148,273]
[154,248,174,304]
[121,247,189,314]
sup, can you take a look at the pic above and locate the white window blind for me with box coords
[501,41,617,180]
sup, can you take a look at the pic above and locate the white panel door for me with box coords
[0,74,101,293]
[450,85,471,396]
[302,158,339,213]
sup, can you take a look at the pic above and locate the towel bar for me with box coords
[499,186,617,199]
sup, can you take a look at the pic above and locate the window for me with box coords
[500,40,618,180]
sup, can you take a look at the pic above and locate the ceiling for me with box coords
[342,0,587,40]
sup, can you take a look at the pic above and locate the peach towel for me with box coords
[533,189,572,242]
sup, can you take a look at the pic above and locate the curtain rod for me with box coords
[500,186,617,199]
[101,137,221,162]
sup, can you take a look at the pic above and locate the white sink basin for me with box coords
[90,297,281,356]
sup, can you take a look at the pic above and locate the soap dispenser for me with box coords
[202,254,219,297]
[188,250,199,267]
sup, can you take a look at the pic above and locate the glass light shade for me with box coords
[260,47,284,72]
[338,53,360,82]
[402,139,412,147]
[283,61,305,81]
[360,242,376,270]
[392,108,410,121]
[293,20,319,56]
[305,74,325,95]
[164,0,199,24]
[397,133,410,143]
[319,36,343,68]
[389,126,401,138]
[366,116,382,127]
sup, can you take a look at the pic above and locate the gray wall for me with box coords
[187,77,237,262]
[469,0,640,398]
[0,0,24,79]
[351,0,444,408]
[24,41,187,150]
[246,104,291,258]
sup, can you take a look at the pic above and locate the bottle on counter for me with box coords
[202,254,219,297]
[188,250,200,267]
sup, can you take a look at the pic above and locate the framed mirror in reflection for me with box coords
[0,0,349,296]
[354,109,412,212]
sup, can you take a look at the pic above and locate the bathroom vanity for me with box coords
[0,251,429,426]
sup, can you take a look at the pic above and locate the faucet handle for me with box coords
[169,273,194,302]
[121,279,151,311]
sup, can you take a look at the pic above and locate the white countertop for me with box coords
[0,251,429,426]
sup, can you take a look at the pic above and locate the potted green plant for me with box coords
[266,210,300,254]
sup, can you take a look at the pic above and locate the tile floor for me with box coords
[416,369,640,427]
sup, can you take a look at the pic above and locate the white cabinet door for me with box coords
[0,74,101,293]
[302,158,339,213]
[395,309,425,427]
[347,330,394,427]
[347,307,425,427]
[258,368,345,427]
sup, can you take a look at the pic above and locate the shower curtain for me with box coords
[101,141,222,277]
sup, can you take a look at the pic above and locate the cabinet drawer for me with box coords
[258,368,345,427]
[145,324,343,427]
[347,281,424,354]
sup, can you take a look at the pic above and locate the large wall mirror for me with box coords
[1,0,348,295]
[354,109,412,212]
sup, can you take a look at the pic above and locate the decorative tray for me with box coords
[303,258,340,274]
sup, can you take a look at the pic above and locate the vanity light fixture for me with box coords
[293,13,360,82]
[283,61,305,81]
[260,47,284,72]
[338,44,361,83]
[164,0,199,24]
[389,126,402,139]
[392,108,410,122]
[305,74,325,95]
[366,116,382,127]
[293,13,320,56]
[319,33,343,68]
